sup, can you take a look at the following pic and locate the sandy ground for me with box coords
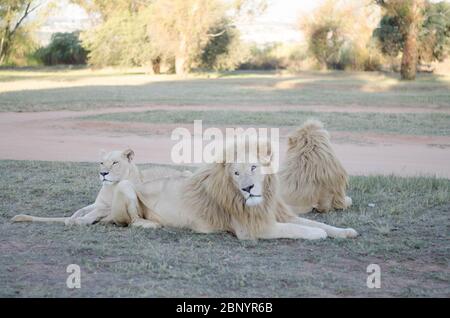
[1,107,449,178]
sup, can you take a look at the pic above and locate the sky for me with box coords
[238,0,321,43]
[38,0,323,45]
[38,0,450,45]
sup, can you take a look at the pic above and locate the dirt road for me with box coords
[0,107,449,178]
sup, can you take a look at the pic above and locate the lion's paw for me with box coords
[11,214,33,222]
[64,218,76,226]
[344,196,353,208]
[332,228,358,239]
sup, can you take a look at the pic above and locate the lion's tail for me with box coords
[11,214,68,223]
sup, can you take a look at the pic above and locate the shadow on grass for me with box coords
[0,70,449,112]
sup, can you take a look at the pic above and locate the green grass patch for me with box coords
[1,70,449,112]
[83,110,450,136]
[0,160,449,297]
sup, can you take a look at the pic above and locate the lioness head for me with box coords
[99,149,135,184]
[228,162,265,206]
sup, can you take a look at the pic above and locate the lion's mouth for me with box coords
[246,194,262,201]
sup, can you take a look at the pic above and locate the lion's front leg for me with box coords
[258,222,327,240]
[70,204,96,219]
[291,217,358,239]
[65,208,109,226]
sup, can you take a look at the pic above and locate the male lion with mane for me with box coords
[280,120,352,214]
[111,141,358,240]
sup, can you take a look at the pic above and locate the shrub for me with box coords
[3,29,40,66]
[200,23,249,71]
[35,32,87,65]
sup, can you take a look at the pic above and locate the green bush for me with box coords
[35,32,87,65]
[200,24,249,71]
[237,43,313,72]
[239,43,288,70]
[80,11,159,68]
[338,41,384,71]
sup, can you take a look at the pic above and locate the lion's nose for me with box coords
[241,184,254,193]
[100,172,109,177]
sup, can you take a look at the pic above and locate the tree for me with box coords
[300,0,382,71]
[375,0,426,80]
[71,0,139,21]
[144,0,266,75]
[74,0,161,71]
[200,20,249,71]
[35,32,87,65]
[0,0,41,64]
[375,1,450,67]
[80,10,160,69]
[144,0,226,75]
[74,0,264,74]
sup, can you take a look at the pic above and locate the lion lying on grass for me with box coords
[11,149,182,228]
[12,138,357,240]
[110,142,357,240]
[280,119,352,214]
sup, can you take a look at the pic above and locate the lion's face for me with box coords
[228,162,265,206]
[99,149,135,184]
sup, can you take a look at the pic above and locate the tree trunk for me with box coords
[0,32,11,65]
[400,21,418,80]
[0,42,10,65]
[400,0,423,81]
[175,36,188,75]
[175,55,187,75]
[152,57,161,74]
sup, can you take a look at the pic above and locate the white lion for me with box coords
[110,142,358,240]
[280,120,352,213]
[11,149,178,228]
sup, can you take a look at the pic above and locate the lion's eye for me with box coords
[251,165,257,171]
[113,161,118,165]
[100,162,104,165]
[234,171,240,176]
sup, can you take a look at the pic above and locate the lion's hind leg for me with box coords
[332,189,352,210]
[70,204,96,219]
[110,180,160,229]
[316,191,334,213]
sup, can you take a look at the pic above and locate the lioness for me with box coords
[110,143,358,240]
[11,149,172,228]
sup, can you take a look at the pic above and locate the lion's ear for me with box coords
[122,148,135,162]
[260,152,273,166]
[99,149,107,159]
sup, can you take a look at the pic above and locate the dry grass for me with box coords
[0,160,449,297]
[82,109,450,136]
[0,68,449,112]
